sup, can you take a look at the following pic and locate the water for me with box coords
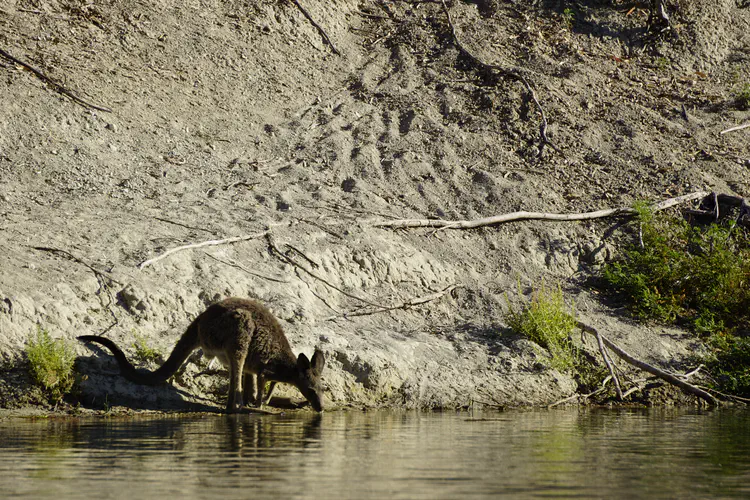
[1,408,749,499]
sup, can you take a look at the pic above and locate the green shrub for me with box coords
[603,209,750,335]
[562,8,575,29]
[602,205,750,397]
[705,333,750,398]
[132,332,162,365]
[26,328,76,402]
[736,84,750,110]
[505,282,579,371]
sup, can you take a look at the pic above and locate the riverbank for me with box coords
[1,0,747,411]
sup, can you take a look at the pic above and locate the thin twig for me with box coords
[296,217,345,240]
[285,243,320,269]
[285,0,341,55]
[29,246,122,286]
[266,234,385,308]
[680,364,704,379]
[0,47,112,112]
[576,321,719,407]
[548,376,613,408]
[373,190,709,230]
[440,0,559,157]
[203,252,289,283]
[326,284,459,320]
[295,268,342,313]
[547,392,582,408]
[153,217,215,234]
[139,231,269,269]
[29,246,121,328]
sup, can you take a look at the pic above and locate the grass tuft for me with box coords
[26,328,76,403]
[505,282,579,371]
[736,83,750,110]
[132,332,162,365]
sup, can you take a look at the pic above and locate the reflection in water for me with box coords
[1,409,749,499]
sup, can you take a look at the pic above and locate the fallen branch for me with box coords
[576,321,719,407]
[326,284,459,320]
[592,328,623,400]
[698,387,750,405]
[139,231,269,269]
[373,190,709,230]
[285,0,340,55]
[720,122,750,135]
[0,47,112,112]
[440,0,559,157]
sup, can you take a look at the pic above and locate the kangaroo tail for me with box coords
[79,321,200,386]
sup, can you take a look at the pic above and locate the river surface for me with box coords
[1,408,748,499]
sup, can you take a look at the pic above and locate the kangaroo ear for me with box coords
[311,349,325,375]
[297,353,311,371]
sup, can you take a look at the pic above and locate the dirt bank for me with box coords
[1,0,748,411]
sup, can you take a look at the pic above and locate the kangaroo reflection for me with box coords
[222,413,323,453]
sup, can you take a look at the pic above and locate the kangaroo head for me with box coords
[296,349,325,412]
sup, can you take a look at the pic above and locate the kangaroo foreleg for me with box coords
[242,373,255,407]
[254,373,266,408]
[263,381,277,405]
[227,356,246,414]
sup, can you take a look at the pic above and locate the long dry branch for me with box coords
[327,284,459,320]
[577,321,719,407]
[139,231,269,270]
[373,190,709,230]
[286,0,340,55]
[440,0,559,157]
[0,47,112,112]
[592,327,623,400]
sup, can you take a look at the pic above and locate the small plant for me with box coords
[26,328,76,403]
[654,57,669,71]
[562,8,575,29]
[132,332,162,365]
[736,83,750,110]
[505,282,579,371]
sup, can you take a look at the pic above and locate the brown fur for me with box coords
[79,298,325,413]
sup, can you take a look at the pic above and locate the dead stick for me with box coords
[440,0,559,157]
[153,216,215,234]
[139,231,269,269]
[286,0,341,55]
[0,47,112,112]
[593,328,623,400]
[267,235,385,308]
[577,321,719,407]
[720,122,750,134]
[373,190,709,229]
[30,246,122,286]
[327,284,459,320]
[202,251,288,283]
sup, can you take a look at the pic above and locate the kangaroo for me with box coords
[79,297,325,413]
